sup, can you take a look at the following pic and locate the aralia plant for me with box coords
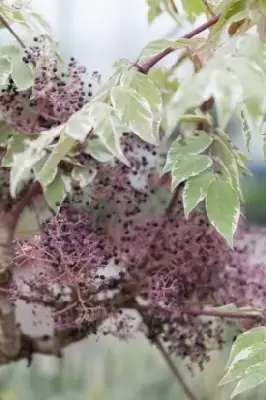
[1,0,266,399]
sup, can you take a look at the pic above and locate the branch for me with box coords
[2,323,100,366]
[154,337,198,400]
[0,12,26,48]
[138,14,220,73]
[180,308,263,320]
[11,181,42,225]
[0,182,42,281]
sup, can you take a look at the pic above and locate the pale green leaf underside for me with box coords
[206,180,240,246]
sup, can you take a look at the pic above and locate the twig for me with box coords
[138,13,220,73]
[154,337,198,400]
[180,308,263,320]
[11,182,42,228]
[0,12,26,48]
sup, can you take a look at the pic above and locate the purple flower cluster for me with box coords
[12,132,266,369]
[1,40,266,369]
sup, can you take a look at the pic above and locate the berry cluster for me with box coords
[0,35,99,134]
[12,133,266,370]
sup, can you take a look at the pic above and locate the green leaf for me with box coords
[214,303,239,312]
[9,125,63,195]
[85,138,114,163]
[235,150,252,176]
[171,154,213,191]
[0,123,12,148]
[162,132,213,175]
[11,57,34,90]
[231,362,266,398]
[36,133,75,187]
[238,98,264,152]
[220,342,266,386]
[138,39,173,62]
[212,131,242,199]
[181,0,204,22]
[148,67,179,106]
[210,0,249,37]
[89,102,129,166]
[2,134,26,167]
[71,166,97,187]
[1,45,20,58]
[226,327,266,370]
[10,147,45,198]
[182,171,214,217]
[213,72,242,130]
[260,119,266,159]
[0,57,12,85]
[33,154,58,187]
[91,73,120,104]
[43,172,67,212]
[110,86,156,145]
[147,0,163,23]
[65,108,92,141]
[112,58,132,73]
[120,70,163,139]
[206,180,240,246]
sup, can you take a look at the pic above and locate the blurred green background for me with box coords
[1,330,266,400]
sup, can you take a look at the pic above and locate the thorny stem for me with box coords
[154,338,198,400]
[0,12,26,48]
